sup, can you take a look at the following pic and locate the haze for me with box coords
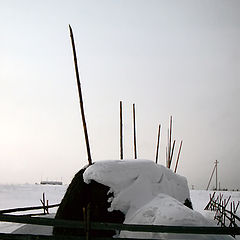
[0,0,239,189]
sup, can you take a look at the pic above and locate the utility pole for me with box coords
[215,160,219,191]
[206,160,219,191]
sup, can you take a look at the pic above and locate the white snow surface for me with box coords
[83,159,234,239]
[120,193,232,239]
[0,162,237,239]
[0,184,67,233]
[83,159,190,219]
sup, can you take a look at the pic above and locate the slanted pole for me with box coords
[166,146,168,166]
[155,124,161,164]
[133,103,137,159]
[120,101,123,160]
[69,25,92,165]
[206,164,216,190]
[174,140,183,173]
[167,129,169,167]
[169,139,176,168]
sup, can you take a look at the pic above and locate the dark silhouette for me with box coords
[184,198,193,210]
[53,166,125,237]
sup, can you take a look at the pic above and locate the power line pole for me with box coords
[215,160,219,191]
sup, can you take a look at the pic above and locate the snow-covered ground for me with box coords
[0,184,67,233]
[0,161,239,239]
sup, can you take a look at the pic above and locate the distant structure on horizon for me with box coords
[40,180,63,185]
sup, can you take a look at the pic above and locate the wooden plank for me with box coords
[91,222,240,235]
[0,233,84,240]
[0,204,59,214]
[1,214,240,235]
[0,214,84,229]
[0,233,155,240]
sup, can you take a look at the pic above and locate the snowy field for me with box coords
[0,184,67,233]
[0,182,239,238]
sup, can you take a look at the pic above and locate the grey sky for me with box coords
[0,0,239,189]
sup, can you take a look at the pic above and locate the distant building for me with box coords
[40,181,63,185]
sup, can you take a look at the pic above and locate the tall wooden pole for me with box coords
[155,124,161,164]
[69,25,92,165]
[167,116,172,168]
[133,103,137,159]
[120,101,123,160]
[166,146,168,166]
[174,140,183,173]
[167,129,169,167]
[169,139,176,168]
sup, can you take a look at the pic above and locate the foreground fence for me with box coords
[0,193,240,240]
[0,213,240,240]
[205,192,240,228]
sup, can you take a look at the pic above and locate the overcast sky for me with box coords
[0,0,239,189]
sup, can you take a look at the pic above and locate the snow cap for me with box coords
[83,159,190,218]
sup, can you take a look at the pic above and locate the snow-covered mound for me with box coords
[84,159,190,219]
[83,159,233,239]
[120,194,231,239]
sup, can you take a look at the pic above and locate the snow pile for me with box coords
[120,194,231,239]
[83,159,233,239]
[83,159,190,219]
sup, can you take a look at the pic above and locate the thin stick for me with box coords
[174,140,183,173]
[169,139,176,168]
[224,196,232,208]
[120,101,123,160]
[133,103,137,159]
[40,193,46,214]
[155,124,161,164]
[46,200,49,214]
[69,25,92,165]
[235,201,240,213]
[166,146,168,166]
[169,116,172,160]
[167,116,172,168]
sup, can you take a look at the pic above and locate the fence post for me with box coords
[40,193,46,215]
[86,203,91,240]
[46,200,49,214]
[83,204,91,240]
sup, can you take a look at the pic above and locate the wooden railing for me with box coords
[0,204,59,216]
[0,213,240,239]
